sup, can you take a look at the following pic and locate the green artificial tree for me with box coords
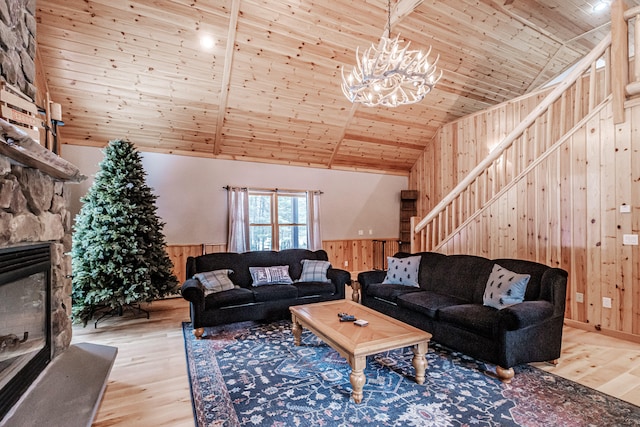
[71,139,178,326]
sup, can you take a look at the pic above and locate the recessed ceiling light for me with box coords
[593,1,610,12]
[200,35,215,50]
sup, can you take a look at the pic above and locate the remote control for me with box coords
[339,314,356,321]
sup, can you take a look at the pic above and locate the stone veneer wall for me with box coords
[0,0,36,99]
[0,0,72,356]
[0,154,73,356]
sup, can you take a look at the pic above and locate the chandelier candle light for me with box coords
[341,0,442,107]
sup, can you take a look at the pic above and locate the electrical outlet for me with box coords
[623,234,638,245]
[344,260,348,267]
[358,230,364,236]
[576,292,584,303]
[602,297,612,308]
[369,229,373,235]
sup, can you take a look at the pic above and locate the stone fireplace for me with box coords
[0,139,84,421]
[0,0,85,418]
[0,152,76,352]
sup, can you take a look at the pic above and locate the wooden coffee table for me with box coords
[289,300,431,403]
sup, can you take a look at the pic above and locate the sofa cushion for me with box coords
[430,255,494,303]
[397,291,468,319]
[383,256,421,287]
[498,301,555,330]
[483,264,530,309]
[249,266,294,286]
[194,269,236,295]
[252,284,298,302]
[437,304,500,338]
[366,283,423,303]
[293,281,336,297]
[297,259,331,283]
[204,288,255,309]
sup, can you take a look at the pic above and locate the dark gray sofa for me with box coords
[181,249,351,338]
[357,252,568,382]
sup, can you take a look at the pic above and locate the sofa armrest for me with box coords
[357,270,387,293]
[327,268,351,299]
[498,300,555,331]
[539,268,568,317]
[181,278,205,304]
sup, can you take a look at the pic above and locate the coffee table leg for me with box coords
[412,342,428,385]
[350,357,366,404]
[291,317,302,346]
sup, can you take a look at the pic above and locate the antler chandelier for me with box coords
[341,0,442,107]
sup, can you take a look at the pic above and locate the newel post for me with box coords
[611,0,629,124]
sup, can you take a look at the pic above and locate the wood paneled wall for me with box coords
[166,243,227,283]
[167,239,399,283]
[410,98,640,340]
[322,239,400,275]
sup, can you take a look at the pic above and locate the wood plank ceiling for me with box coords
[35,0,629,175]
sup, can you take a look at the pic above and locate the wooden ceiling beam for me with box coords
[213,0,240,156]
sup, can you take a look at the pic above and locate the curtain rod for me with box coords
[223,185,323,194]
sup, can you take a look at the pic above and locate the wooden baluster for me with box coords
[611,0,628,123]
[635,14,640,84]
[423,227,428,252]
[451,198,457,231]
[432,219,437,250]
[546,104,554,152]
[438,212,444,246]
[574,76,583,126]
[589,61,597,112]
[444,205,450,237]
[605,46,611,97]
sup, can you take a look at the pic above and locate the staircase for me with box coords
[412,33,613,253]
[408,2,640,340]
[412,4,640,256]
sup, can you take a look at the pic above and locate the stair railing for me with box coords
[412,33,613,253]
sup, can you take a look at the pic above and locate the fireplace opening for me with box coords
[0,244,52,420]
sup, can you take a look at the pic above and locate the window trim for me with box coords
[248,190,308,251]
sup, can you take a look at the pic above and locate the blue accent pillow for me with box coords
[483,264,530,309]
[297,259,331,283]
[382,256,421,287]
[249,266,293,286]
[194,269,236,295]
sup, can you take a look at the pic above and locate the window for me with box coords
[248,191,308,251]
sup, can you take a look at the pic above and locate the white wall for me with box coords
[62,145,408,245]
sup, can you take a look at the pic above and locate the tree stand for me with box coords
[93,303,150,328]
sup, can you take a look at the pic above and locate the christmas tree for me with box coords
[71,139,178,326]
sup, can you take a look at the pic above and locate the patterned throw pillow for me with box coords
[297,259,331,283]
[382,256,421,287]
[194,269,236,295]
[249,266,294,286]
[483,264,530,309]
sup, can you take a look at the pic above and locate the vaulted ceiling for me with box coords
[36,0,628,175]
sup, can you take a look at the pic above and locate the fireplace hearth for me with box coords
[0,244,51,420]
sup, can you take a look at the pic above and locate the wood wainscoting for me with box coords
[166,239,400,283]
[166,243,227,283]
[322,239,399,277]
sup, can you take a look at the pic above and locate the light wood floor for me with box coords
[71,298,640,426]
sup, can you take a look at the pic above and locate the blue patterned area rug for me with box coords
[182,320,640,427]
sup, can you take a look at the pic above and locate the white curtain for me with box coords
[307,190,322,250]
[227,187,250,252]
